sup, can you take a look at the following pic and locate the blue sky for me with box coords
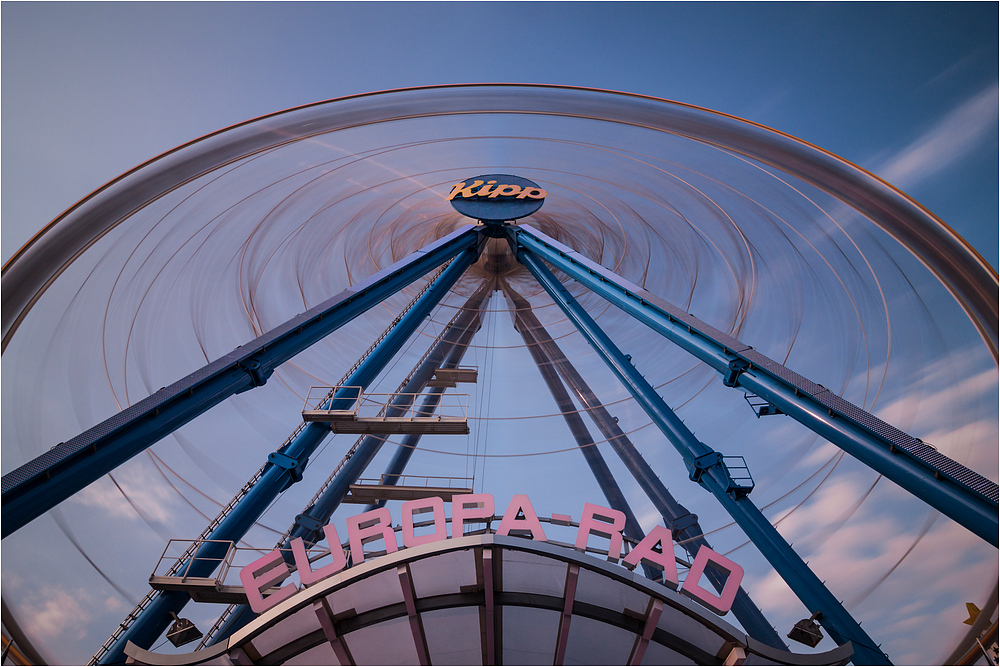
[1,3,997,665]
[3,3,997,268]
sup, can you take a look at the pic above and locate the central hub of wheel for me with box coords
[447,174,546,234]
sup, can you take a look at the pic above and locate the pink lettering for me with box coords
[290,524,348,586]
[347,507,398,565]
[450,493,495,538]
[679,546,744,615]
[240,549,296,613]
[496,494,547,542]
[402,497,448,547]
[621,526,679,590]
[575,502,626,561]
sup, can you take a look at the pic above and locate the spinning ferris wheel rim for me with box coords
[2,82,996,360]
[1,84,995,667]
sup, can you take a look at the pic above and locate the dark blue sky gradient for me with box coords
[2,2,997,267]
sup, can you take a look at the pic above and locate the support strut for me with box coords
[94,238,484,664]
[369,288,489,510]
[517,244,891,665]
[503,286,649,544]
[510,224,998,547]
[503,279,787,651]
[287,280,493,547]
[3,226,485,538]
[205,280,493,647]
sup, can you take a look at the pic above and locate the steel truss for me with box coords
[516,240,891,664]
[509,224,999,547]
[1,226,486,538]
[503,279,788,651]
[3,220,995,665]
[90,229,486,664]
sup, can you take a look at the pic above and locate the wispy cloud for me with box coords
[871,350,998,475]
[19,586,92,642]
[751,491,996,664]
[877,83,999,189]
[748,347,999,663]
[72,464,180,526]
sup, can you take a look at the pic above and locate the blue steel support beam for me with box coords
[96,239,485,665]
[503,280,787,651]
[510,224,999,547]
[2,226,485,539]
[287,280,493,546]
[204,283,493,648]
[505,282,696,541]
[207,389,468,647]
[518,247,891,665]
[514,315,648,544]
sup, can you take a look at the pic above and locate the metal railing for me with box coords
[304,386,468,421]
[353,474,474,489]
[743,392,784,418]
[723,456,755,495]
[336,261,453,384]
[304,385,363,415]
[150,539,239,586]
[99,263,461,659]
[90,465,273,665]
[282,271,468,544]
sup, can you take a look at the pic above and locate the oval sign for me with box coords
[447,174,546,221]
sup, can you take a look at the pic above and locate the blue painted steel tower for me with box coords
[2,87,996,666]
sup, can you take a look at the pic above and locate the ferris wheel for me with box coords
[1,85,996,666]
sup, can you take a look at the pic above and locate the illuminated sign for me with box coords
[447,174,547,221]
[240,494,744,617]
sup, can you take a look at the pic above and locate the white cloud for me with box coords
[1,570,24,590]
[747,479,996,664]
[72,463,180,525]
[20,586,92,642]
[870,356,999,476]
[733,345,997,663]
[877,83,999,189]
[104,595,130,613]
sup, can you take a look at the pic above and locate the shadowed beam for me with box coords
[554,564,580,665]
[509,223,998,546]
[2,226,485,538]
[628,598,664,665]
[397,564,430,665]
[313,598,355,666]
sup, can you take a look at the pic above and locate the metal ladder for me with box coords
[92,267,456,663]
[191,269,467,649]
